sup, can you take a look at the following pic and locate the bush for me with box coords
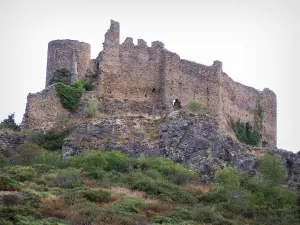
[67,201,111,224]
[6,166,36,182]
[81,189,111,203]
[129,174,198,204]
[103,150,131,172]
[32,164,56,174]
[199,192,227,203]
[188,99,203,114]
[32,130,66,151]
[0,191,42,221]
[232,120,260,146]
[112,198,148,215]
[1,194,23,206]
[55,82,83,111]
[70,80,92,91]
[62,188,111,206]
[191,206,226,224]
[31,151,63,168]
[9,142,43,165]
[66,150,108,170]
[0,175,21,191]
[84,104,97,118]
[134,154,198,184]
[258,154,287,185]
[213,167,240,192]
[49,170,81,189]
[50,68,71,85]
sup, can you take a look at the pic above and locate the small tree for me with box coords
[213,167,240,192]
[258,154,287,185]
[0,113,20,131]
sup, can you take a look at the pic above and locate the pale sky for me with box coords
[0,0,299,152]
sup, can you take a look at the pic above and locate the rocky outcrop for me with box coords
[60,111,300,189]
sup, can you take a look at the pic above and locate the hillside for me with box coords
[0,142,299,225]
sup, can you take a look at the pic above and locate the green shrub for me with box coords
[232,120,260,146]
[82,189,111,203]
[32,164,56,174]
[62,188,111,206]
[103,150,131,172]
[7,166,36,182]
[169,205,226,225]
[49,170,81,189]
[84,104,97,118]
[188,99,203,114]
[55,82,83,111]
[213,167,240,192]
[169,207,193,221]
[66,150,108,170]
[129,174,198,204]
[0,191,42,221]
[191,206,226,225]
[31,151,63,168]
[32,130,66,151]
[9,142,43,165]
[153,216,176,224]
[67,201,110,224]
[112,198,148,215]
[258,154,287,185]
[0,175,21,191]
[199,192,227,203]
[135,154,198,184]
[50,68,71,85]
[70,80,92,91]
[1,194,23,206]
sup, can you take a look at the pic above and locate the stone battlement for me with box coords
[27,19,276,147]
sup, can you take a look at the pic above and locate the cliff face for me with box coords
[57,111,300,189]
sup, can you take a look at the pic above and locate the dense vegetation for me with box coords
[232,120,260,146]
[54,81,92,111]
[1,139,299,225]
[232,104,265,146]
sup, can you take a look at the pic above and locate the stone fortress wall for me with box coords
[24,20,277,147]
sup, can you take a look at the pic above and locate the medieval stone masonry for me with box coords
[24,19,277,147]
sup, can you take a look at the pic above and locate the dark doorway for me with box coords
[173,99,182,110]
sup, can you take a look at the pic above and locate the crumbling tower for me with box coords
[45,40,91,87]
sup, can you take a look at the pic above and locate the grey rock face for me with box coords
[59,114,299,188]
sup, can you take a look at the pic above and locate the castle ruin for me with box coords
[23,20,277,147]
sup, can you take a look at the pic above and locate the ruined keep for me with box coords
[23,20,277,147]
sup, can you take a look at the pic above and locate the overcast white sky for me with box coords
[0,0,299,152]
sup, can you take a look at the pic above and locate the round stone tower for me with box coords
[46,39,91,88]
